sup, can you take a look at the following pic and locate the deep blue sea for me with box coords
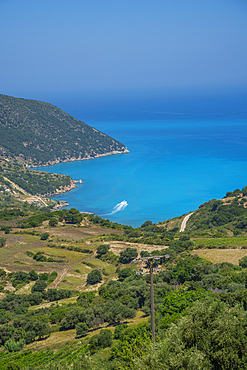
[34,90,247,227]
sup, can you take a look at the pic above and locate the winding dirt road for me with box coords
[180,212,194,232]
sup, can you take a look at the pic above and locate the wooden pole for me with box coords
[150,258,155,342]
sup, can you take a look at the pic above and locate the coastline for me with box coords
[29,148,130,168]
[41,180,78,198]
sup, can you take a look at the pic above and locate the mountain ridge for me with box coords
[0,94,129,166]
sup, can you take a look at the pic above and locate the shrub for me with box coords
[87,269,102,285]
[0,236,6,247]
[114,323,128,339]
[40,232,49,240]
[76,322,88,338]
[33,252,47,262]
[31,279,47,293]
[49,217,58,227]
[119,247,138,264]
[118,267,132,281]
[239,256,247,268]
[96,244,110,258]
[4,338,25,352]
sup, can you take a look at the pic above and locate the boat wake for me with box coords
[101,200,128,216]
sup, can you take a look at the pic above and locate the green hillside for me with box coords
[0,94,129,166]
[0,158,72,196]
[186,186,247,237]
[1,188,247,368]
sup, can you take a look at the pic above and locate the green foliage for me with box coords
[40,232,49,240]
[75,322,88,338]
[239,256,247,268]
[0,208,25,220]
[110,323,152,368]
[141,220,153,228]
[118,267,132,281]
[64,208,84,224]
[49,217,58,227]
[159,288,208,329]
[1,226,11,234]
[89,329,112,354]
[86,269,102,285]
[0,94,127,166]
[0,268,7,277]
[0,160,71,196]
[4,338,25,352]
[77,291,96,307]
[187,190,247,236]
[31,279,47,293]
[119,247,138,264]
[0,236,6,247]
[134,299,247,370]
[100,251,119,265]
[113,323,128,339]
[169,234,193,253]
[140,250,150,258]
[33,251,47,262]
[96,244,110,258]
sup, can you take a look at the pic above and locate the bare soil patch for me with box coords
[108,241,168,256]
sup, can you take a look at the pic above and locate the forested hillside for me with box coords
[1,187,247,368]
[0,94,128,166]
[186,185,247,237]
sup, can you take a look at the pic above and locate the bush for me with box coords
[96,244,110,258]
[98,329,112,348]
[0,236,6,247]
[40,232,49,240]
[31,279,47,293]
[118,267,132,281]
[33,252,47,262]
[4,338,25,352]
[87,269,102,285]
[1,226,11,234]
[114,323,128,339]
[239,256,247,268]
[119,247,138,264]
[49,217,58,227]
[76,322,88,338]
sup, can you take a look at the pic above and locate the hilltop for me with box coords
[0,94,129,166]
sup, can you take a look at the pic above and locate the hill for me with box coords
[185,186,247,237]
[0,94,129,166]
[1,188,247,368]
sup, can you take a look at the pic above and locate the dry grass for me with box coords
[108,241,168,256]
[192,248,247,265]
[38,224,123,241]
[26,329,77,351]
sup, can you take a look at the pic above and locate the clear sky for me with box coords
[1,0,247,99]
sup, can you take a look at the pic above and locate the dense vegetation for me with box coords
[185,186,247,237]
[1,185,247,368]
[0,159,71,196]
[0,94,128,166]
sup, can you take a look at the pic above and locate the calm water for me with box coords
[34,91,247,227]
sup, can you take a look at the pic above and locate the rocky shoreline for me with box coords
[30,148,130,168]
[41,180,78,197]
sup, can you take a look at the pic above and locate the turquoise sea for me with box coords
[35,90,247,227]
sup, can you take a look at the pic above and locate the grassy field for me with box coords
[0,222,167,292]
[192,248,247,265]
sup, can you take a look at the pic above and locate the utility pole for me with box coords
[132,254,169,342]
[149,258,155,342]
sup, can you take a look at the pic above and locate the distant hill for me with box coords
[0,94,129,166]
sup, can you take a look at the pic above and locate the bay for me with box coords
[34,99,247,227]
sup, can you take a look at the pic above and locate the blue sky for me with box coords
[1,0,247,98]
